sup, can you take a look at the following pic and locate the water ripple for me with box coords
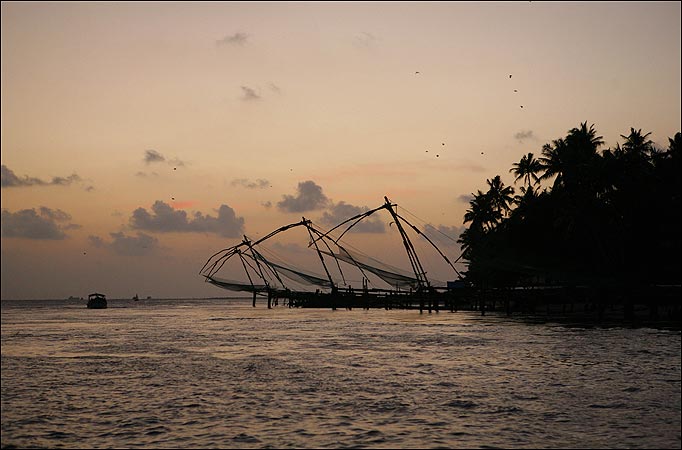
[2,299,680,449]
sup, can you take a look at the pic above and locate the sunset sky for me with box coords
[2,1,680,300]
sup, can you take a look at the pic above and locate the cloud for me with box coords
[457,194,474,203]
[269,83,282,94]
[167,157,186,168]
[240,86,261,101]
[50,174,82,185]
[231,178,270,189]
[1,165,84,188]
[89,232,159,256]
[353,32,378,48]
[38,206,71,222]
[1,207,77,239]
[261,201,273,209]
[144,149,166,164]
[277,181,329,213]
[88,235,106,247]
[422,224,465,247]
[129,200,245,237]
[142,150,187,170]
[514,130,536,143]
[1,165,47,187]
[216,32,249,46]
[319,201,385,233]
[270,242,308,254]
[136,171,159,178]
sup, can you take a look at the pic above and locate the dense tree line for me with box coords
[458,122,681,289]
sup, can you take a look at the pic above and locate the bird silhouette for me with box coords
[509,74,512,79]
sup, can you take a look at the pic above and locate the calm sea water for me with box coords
[1,298,680,449]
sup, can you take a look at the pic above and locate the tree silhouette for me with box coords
[463,190,500,232]
[486,175,515,218]
[510,152,542,188]
[458,122,681,292]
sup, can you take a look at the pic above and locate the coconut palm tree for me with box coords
[539,122,603,192]
[538,139,567,188]
[463,190,501,232]
[621,128,654,159]
[486,175,515,217]
[509,152,542,188]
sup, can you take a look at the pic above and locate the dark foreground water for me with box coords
[1,298,680,449]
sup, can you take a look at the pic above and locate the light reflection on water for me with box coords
[2,298,680,449]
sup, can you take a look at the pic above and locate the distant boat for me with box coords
[87,293,107,309]
[133,294,139,301]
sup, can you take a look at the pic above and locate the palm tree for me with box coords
[486,175,515,217]
[621,128,654,159]
[538,139,566,188]
[509,152,542,188]
[463,190,500,232]
[539,122,603,192]
[567,121,604,151]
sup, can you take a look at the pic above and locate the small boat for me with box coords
[133,294,139,301]
[87,293,107,309]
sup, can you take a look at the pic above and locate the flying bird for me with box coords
[514,89,518,92]
[509,74,512,79]
[520,105,524,109]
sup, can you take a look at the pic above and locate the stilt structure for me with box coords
[199,197,465,310]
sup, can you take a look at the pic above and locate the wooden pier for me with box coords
[252,284,681,326]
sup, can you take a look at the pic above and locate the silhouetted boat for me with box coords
[87,293,107,309]
[133,294,139,301]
